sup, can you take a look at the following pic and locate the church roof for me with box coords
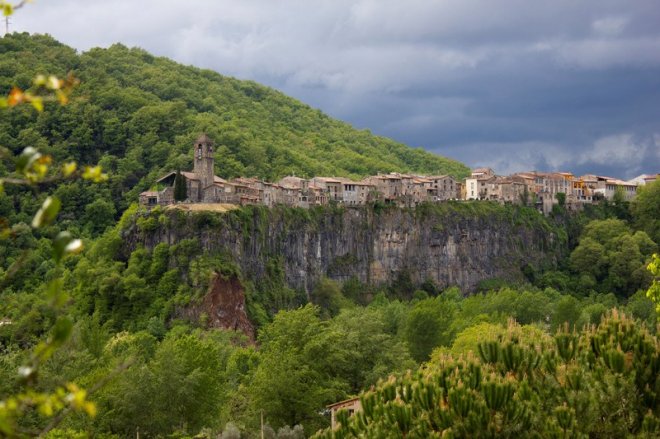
[157,171,225,184]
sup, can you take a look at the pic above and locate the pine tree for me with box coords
[174,170,187,202]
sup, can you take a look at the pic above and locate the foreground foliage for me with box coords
[315,311,660,438]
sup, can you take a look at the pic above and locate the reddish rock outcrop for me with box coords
[184,273,255,341]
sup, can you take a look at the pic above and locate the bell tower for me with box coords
[193,133,215,189]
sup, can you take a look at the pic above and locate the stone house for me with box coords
[464,176,494,200]
[311,177,344,203]
[643,174,659,184]
[278,176,319,207]
[409,176,434,204]
[428,175,459,201]
[471,167,495,179]
[590,176,638,201]
[227,178,262,205]
[484,176,527,203]
[328,397,362,430]
[139,190,166,207]
[363,174,404,203]
[307,183,328,206]
[463,167,497,200]
[340,179,376,205]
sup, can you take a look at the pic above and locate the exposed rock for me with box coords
[179,273,255,341]
[125,204,564,295]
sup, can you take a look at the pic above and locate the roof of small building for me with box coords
[327,396,361,409]
[140,191,159,196]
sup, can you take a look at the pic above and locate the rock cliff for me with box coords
[124,202,564,295]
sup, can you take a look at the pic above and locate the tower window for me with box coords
[197,146,202,159]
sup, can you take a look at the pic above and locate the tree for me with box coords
[248,306,346,433]
[632,179,660,243]
[555,191,566,207]
[646,253,660,315]
[310,277,346,317]
[552,295,582,330]
[94,331,227,436]
[404,297,455,362]
[83,198,116,235]
[314,312,660,438]
[173,169,187,202]
[569,219,656,296]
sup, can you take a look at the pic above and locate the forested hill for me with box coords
[0,33,468,202]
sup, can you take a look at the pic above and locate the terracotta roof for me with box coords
[412,177,432,183]
[312,177,343,183]
[140,191,159,196]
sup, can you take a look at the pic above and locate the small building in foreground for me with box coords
[327,397,362,430]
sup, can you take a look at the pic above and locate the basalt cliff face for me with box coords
[124,203,564,294]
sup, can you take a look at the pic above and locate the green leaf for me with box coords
[31,196,61,228]
[52,231,83,263]
[15,147,41,174]
[45,278,68,307]
[30,97,43,112]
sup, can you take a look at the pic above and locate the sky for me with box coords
[11,0,660,179]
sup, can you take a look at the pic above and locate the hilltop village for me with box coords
[140,134,658,215]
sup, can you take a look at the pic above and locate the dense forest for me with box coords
[1,32,660,438]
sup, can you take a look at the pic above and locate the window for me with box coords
[148,197,157,205]
[197,146,202,159]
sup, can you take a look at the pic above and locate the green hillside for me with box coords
[0,33,468,213]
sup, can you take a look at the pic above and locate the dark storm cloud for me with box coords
[13,0,660,178]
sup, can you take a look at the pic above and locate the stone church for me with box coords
[139,134,232,206]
